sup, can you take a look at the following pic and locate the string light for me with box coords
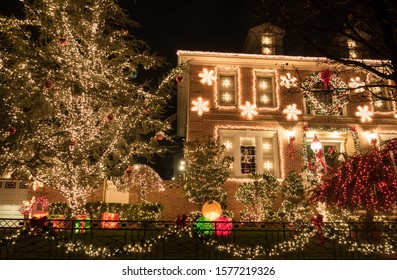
[355,105,374,122]
[198,68,216,85]
[239,101,258,119]
[280,72,298,88]
[282,104,302,121]
[191,97,210,116]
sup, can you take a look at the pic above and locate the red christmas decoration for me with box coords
[44,80,55,89]
[106,113,115,122]
[311,139,397,220]
[176,75,183,84]
[320,69,333,90]
[121,28,128,35]
[59,38,67,46]
[69,137,78,146]
[9,127,17,134]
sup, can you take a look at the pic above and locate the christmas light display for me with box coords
[0,0,179,216]
[214,216,233,236]
[302,69,348,115]
[191,97,210,116]
[239,101,258,119]
[280,72,298,88]
[198,68,216,85]
[183,138,232,206]
[194,216,214,235]
[355,105,374,122]
[282,104,302,121]
[348,76,366,93]
[202,200,222,221]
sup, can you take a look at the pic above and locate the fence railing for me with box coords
[1,218,396,260]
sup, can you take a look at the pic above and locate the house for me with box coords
[176,23,397,219]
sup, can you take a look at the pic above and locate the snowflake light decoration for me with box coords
[355,105,373,122]
[191,97,209,116]
[280,72,298,88]
[348,77,365,93]
[239,101,258,119]
[282,104,302,121]
[198,68,216,85]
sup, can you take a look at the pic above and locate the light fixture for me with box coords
[310,134,322,153]
[366,131,378,147]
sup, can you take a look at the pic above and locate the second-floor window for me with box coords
[218,75,237,106]
[256,76,275,107]
[372,87,391,112]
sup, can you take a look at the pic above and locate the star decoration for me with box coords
[239,101,258,119]
[282,104,302,121]
[348,77,365,93]
[280,72,298,88]
[198,68,216,85]
[355,105,374,122]
[191,97,209,116]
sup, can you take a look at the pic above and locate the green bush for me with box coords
[48,201,163,220]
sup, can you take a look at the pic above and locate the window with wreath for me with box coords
[219,129,279,177]
[256,76,275,107]
[218,74,237,106]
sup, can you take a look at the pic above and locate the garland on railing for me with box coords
[1,219,396,259]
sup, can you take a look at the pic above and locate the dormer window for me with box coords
[347,38,359,59]
[261,34,274,55]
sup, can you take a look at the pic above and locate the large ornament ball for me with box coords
[44,80,55,89]
[214,216,233,236]
[194,216,214,235]
[202,200,222,221]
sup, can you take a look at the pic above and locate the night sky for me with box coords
[0,0,255,66]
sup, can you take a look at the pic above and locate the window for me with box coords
[261,34,274,55]
[219,129,279,177]
[371,87,391,112]
[347,38,359,59]
[218,74,237,106]
[256,76,275,107]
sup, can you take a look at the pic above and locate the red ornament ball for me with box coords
[9,127,17,135]
[59,38,67,46]
[121,28,129,35]
[155,135,164,141]
[106,113,115,122]
[44,80,55,89]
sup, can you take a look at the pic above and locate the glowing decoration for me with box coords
[348,76,365,93]
[214,216,232,236]
[260,95,269,104]
[264,160,273,170]
[225,140,233,150]
[302,70,348,115]
[222,93,232,102]
[366,131,378,147]
[74,214,90,234]
[280,72,297,88]
[282,104,301,121]
[101,212,119,229]
[259,80,268,89]
[198,68,216,85]
[191,97,209,116]
[19,196,36,218]
[310,134,322,153]
[355,105,373,122]
[374,100,383,108]
[286,129,296,160]
[202,200,222,221]
[239,101,258,119]
[48,214,65,231]
[263,142,271,150]
[194,216,214,235]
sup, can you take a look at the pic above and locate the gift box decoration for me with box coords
[48,214,65,231]
[74,214,90,234]
[101,212,119,229]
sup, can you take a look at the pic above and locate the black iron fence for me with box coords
[1,218,396,260]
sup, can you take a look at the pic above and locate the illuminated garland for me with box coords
[302,70,348,115]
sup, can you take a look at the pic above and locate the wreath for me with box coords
[302,69,348,115]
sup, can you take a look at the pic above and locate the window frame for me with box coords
[255,75,276,107]
[219,129,280,178]
[218,72,238,107]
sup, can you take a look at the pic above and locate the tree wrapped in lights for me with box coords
[236,173,281,221]
[312,139,397,222]
[0,0,180,215]
[278,171,313,222]
[183,138,232,207]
